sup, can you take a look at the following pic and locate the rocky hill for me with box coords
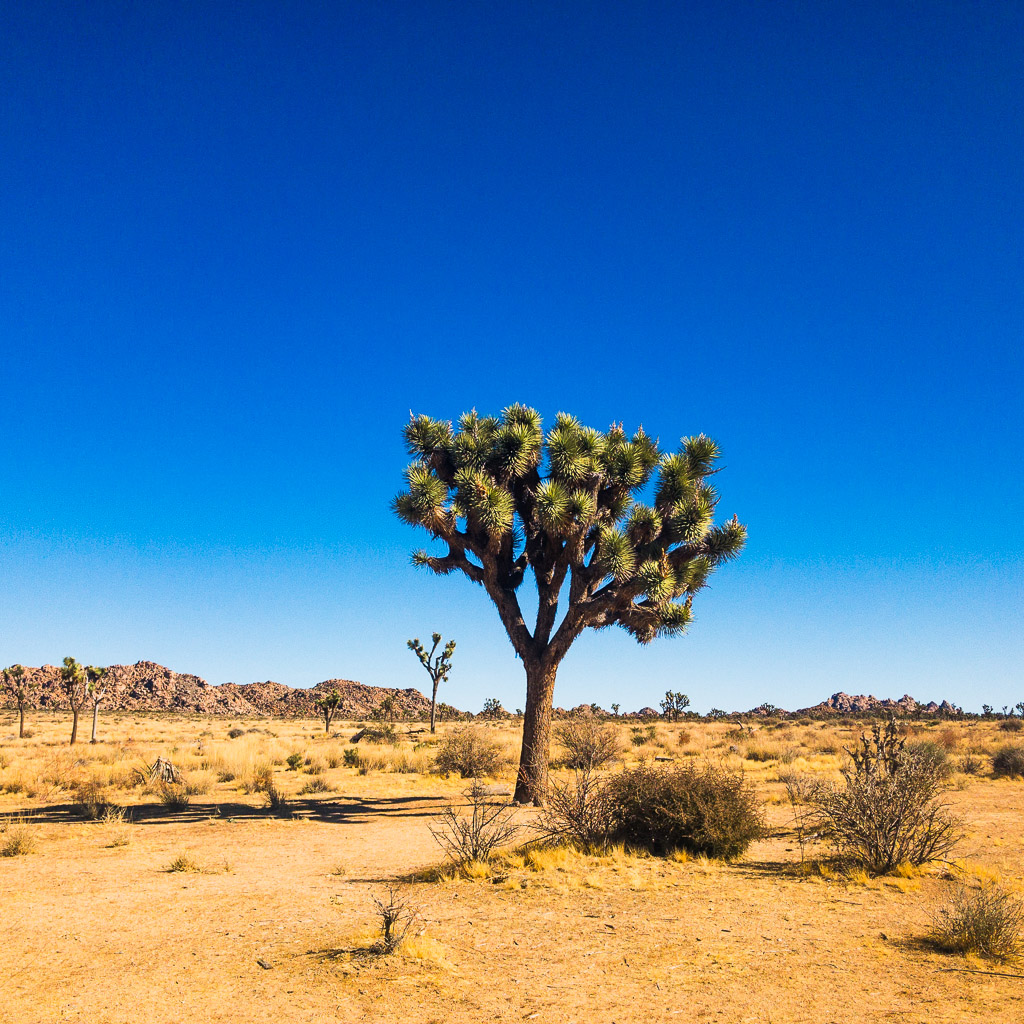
[0,661,434,719]
[789,692,962,717]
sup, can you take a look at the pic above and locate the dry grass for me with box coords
[1,711,1023,1023]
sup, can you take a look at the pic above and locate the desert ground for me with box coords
[2,711,1023,1024]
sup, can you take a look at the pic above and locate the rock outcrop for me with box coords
[0,661,434,719]
[793,692,962,717]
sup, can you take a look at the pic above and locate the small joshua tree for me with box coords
[660,690,691,721]
[314,689,343,734]
[610,703,621,717]
[86,665,109,743]
[1,665,37,738]
[60,657,88,746]
[393,406,746,804]
[407,632,456,733]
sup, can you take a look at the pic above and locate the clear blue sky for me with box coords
[2,2,1021,713]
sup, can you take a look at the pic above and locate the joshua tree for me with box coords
[392,405,746,805]
[85,665,110,743]
[407,632,456,733]
[60,656,88,745]
[660,690,691,721]
[1,664,37,738]
[610,703,621,717]
[314,688,343,734]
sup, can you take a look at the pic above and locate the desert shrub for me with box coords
[430,781,521,866]
[931,883,1023,961]
[343,747,360,768]
[304,757,325,775]
[744,744,779,763]
[998,719,1023,732]
[262,781,291,814]
[554,718,622,770]
[299,777,331,795]
[355,725,398,744]
[803,719,961,874]
[159,783,192,811]
[992,745,1024,779]
[958,754,984,776]
[905,740,952,779]
[74,780,118,819]
[166,852,201,873]
[0,815,36,857]
[182,771,213,796]
[227,727,245,739]
[537,766,616,851]
[433,725,506,779]
[675,729,692,746]
[603,763,768,859]
[286,752,304,771]
[241,762,274,794]
[938,728,960,751]
[370,886,418,953]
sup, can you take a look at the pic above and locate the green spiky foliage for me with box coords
[60,656,88,746]
[407,632,456,733]
[392,405,746,804]
[313,688,343,734]
[1,664,36,739]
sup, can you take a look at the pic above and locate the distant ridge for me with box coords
[757,691,963,717]
[0,661,434,718]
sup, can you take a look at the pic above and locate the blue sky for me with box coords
[2,2,1021,713]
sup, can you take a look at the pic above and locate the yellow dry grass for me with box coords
[2,712,1024,1023]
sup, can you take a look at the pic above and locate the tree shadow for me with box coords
[13,792,451,827]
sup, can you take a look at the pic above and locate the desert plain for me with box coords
[1,711,1023,1024]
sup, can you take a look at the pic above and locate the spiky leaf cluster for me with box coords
[392,406,746,659]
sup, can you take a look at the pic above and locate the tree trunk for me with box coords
[70,707,79,745]
[91,703,100,743]
[513,658,559,806]
[430,679,439,734]
[18,704,25,739]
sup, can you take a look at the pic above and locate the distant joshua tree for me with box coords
[1,664,37,738]
[660,690,691,721]
[407,632,456,734]
[314,689,343,734]
[86,665,110,743]
[392,406,746,804]
[480,697,504,719]
[610,703,621,717]
[60,657,88,745]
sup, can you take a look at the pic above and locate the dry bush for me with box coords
[73,779,120,819]
[430,781,521,866]
[298,777,331,795]
[159,783,192,811]
[433,725,507,778]
[931,883,1023,961]
[603,763,768,859]
[938,728,960,751]
[555,718,622,770]
[0,815,36,857]
[958,754,984,776]
[992,745,1024,779]
[166,852,201,873]
[998,719,1024,733]
[803,719,961,875]
[537,766,616,851]
[904,739,953,779]
[370,886,418,953]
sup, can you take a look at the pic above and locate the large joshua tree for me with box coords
[392,405,746,805]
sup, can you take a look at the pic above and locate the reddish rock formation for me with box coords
[792,692,962,717]
[0,661,434,719]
